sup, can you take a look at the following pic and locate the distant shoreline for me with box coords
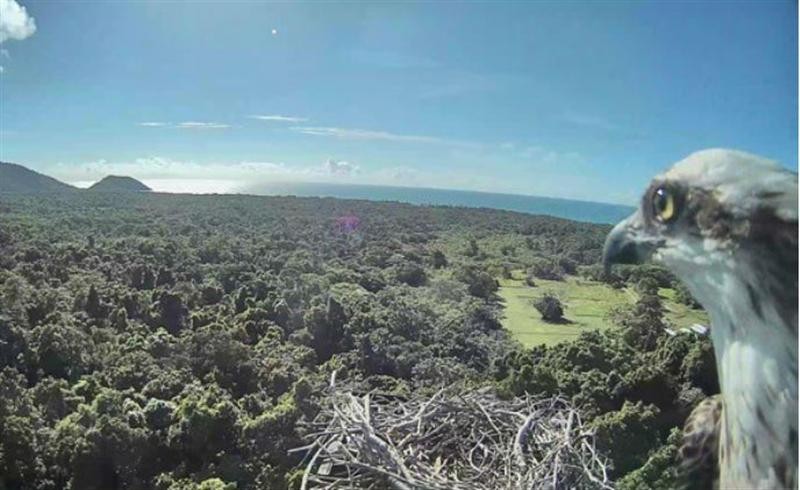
[238,181,634,224]
[62,179,633,224]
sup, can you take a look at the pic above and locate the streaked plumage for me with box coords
[680,394,722,487]
[603,149,798,489]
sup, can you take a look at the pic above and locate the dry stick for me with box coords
[295,387,611,489]
[301,444,326,490]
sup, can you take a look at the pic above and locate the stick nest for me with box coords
[294,383,613,489]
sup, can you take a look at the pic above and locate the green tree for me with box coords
[591,401,661,478]
[432,250,448,269]
[153,292,189,335]
[455,266,498,299]
[533,293,564,322]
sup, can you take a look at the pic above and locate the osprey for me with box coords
[603,149,798,489]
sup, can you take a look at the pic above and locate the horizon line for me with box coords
[66,176,636,209]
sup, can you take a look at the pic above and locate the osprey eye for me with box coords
[652,186,677,222]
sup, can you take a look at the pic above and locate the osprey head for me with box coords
[604,151,799,488]
[603,149,797,322]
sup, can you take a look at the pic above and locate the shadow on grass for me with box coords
[540,317,575,325]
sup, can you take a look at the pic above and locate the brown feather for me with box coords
[679,395,722,489]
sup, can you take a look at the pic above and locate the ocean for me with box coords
[240,182,634,224]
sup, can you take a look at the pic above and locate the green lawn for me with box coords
[658,287,710,329]
[498,272,708,347]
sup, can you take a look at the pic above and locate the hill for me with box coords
[88,175,151,192]
[0,161,75,193]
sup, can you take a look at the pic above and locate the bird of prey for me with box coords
[603,149,797,489]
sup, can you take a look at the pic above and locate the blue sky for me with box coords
[0,0,796,204]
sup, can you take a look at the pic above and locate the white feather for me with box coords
[651,149,798,488]
[662,148,797,222]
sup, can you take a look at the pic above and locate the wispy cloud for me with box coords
[52,156,363,186]
[290,126,479,148]
[177,121,230,129]
[50,152,378,195]
[291,126,438,143]
[53,157,298,185]
[137,121,230,129]
[249,114,309,123]
[48,151,603,201]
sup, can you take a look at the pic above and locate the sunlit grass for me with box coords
[498,272,709,347]
[658,287,710,329]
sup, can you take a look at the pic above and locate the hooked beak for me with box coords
[602,211,661,273]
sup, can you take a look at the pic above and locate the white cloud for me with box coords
[177,121,230,129]
[52,157,299,183]
[291,126,440,144]
[249,114,308,123]
[290,126,479,148]
[139,122,170,127]
[324,158,359,176]
[0,0,36,44]
[50,155,369,194]
[0,0,35,73]
[48,152,595,200]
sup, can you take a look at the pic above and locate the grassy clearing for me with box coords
[658,287,709,329]
[498,272,709,347]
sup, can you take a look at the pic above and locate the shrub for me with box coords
[673,281,701,309]
[533,293,564,322]
[431,250,448,269]
[455,266,498,299]
[528,258,564,281]
[395,262,427,287]
[635,277,660,296]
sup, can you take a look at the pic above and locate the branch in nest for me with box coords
[293,384,614,490]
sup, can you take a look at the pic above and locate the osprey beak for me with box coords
[602,211,659,273]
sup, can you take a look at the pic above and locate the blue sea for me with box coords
[241,182,633,224]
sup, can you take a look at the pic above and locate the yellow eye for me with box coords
[652,186,676,222]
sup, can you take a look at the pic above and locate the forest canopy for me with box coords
[0,191,715,489]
